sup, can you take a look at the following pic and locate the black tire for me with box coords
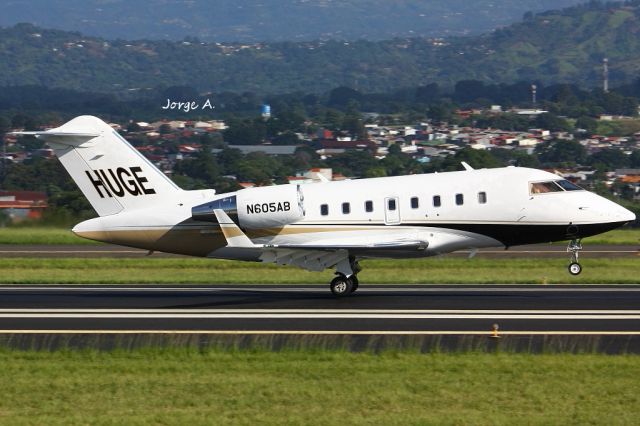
[349,275,359,293]
[568,262,582,276]
[330,275,353,297]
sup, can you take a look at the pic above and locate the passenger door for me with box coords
[384,197,401,225]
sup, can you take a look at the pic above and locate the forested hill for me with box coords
[0,0,584,42]
[2,1,640,94]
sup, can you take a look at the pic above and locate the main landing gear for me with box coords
[567,239,583,276]
[330,274,359,296]
[329,256,361,297]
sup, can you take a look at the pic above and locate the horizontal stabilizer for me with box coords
[11,131,100,146]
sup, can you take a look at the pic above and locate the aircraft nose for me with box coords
[588,195,636,224]
[619,206,636,223]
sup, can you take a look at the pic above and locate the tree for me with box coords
[630,150,640,168]
[427,104,453,122]
[439,148,504,171]
[589,149,630,169]
[326,150,378,177]
[381,145,420,176]
[415,83,440,103]
[0,116,11,181]
[223,118,266,145]
[534,113,570,132]
[127,122,142,133]
[0,116,10,134]
[328,87,362,109]
[160,86,199,102]
[174,150,221,184]
[453,80,488,104]
[271,131,300,145]
[575,116,598,134]
[321,109,344,131]
[341,113,367,140]
[536,140,587,166]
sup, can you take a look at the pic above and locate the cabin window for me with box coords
[530,181,563,194]
[320,204,329,216]
[410,197,419,209]
[433,195,441,207]
[388,198,397,211]
[556,180,583,191]
[365,200,373,213]
[478,192,487,204]
[342,202,350,214]
[455,194,464,205]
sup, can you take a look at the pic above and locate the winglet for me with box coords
[213,209,256,248]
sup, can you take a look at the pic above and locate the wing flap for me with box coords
[211,210,429,272]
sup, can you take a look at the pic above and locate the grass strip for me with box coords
[0,257,638,284]
[554,228,639,245]
[0,227,99,245]
[0,227,638,245]
[0,349,638,425]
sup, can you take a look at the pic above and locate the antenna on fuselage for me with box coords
[461,162,475,171]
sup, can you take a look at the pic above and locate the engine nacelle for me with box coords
[237,184,305,229]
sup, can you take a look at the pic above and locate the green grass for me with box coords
[0,257,638,284]
[596,119,640,136]
[0,227,99,245]
[1,226,638,245]
[583,228,640,245]
[0,349,638,425]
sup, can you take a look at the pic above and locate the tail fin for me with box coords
[15,115,181,216]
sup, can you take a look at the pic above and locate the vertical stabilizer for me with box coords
[14,115,181,216]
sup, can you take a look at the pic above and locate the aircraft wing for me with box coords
[213,209,429,272]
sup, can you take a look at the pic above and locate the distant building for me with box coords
[287,168,346,184]
[213,145,298,156]
[0,191,48,222]
[512,109,548,116]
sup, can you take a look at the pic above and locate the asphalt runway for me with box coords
[1,285,639,333]
[0,244,637,258]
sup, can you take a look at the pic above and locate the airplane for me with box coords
[15,115,636,296]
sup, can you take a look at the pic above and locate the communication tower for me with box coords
[531,84,537,107]
[603,58,609,93]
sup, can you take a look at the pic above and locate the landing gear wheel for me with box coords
[330,275,353,297]
[566,239,583,276]
[349,275,359,293]
[568,262,582,276]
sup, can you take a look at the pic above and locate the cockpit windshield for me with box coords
[530,180,583,195]
[555,179,583,191]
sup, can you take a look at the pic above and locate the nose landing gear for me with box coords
[567,239,583,275]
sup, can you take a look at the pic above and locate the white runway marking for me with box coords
[0,309,638,320]
[1,308,640,314]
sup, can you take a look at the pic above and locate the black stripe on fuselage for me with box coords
[417,221,628,246]
[294,221,630,247]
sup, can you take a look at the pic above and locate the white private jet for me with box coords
[16,116,636,296]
